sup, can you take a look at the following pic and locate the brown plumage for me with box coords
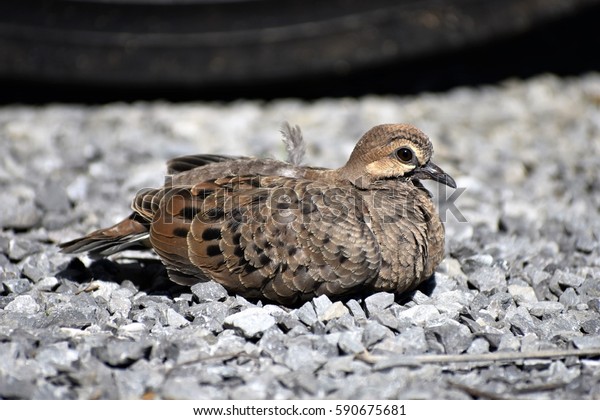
[60,123,456,305]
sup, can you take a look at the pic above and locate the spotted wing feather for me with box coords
[206,176,381,303]
[150,175,382,303]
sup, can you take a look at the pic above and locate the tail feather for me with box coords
[60,213,150,257]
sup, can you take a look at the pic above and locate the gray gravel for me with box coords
[1,74,600,399]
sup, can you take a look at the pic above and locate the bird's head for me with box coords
[340,124,456,189]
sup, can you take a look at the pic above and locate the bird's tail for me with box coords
[59,213,150,257]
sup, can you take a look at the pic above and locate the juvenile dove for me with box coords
[61,123,456,305]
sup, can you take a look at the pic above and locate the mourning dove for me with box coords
[61,123,456,305]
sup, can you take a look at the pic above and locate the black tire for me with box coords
[0,0,597,88]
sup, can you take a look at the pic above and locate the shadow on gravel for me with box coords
[57,256,438,305]
[57,257,189,297]
[395,275,438,306]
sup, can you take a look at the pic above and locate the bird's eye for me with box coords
[395,147,413,163]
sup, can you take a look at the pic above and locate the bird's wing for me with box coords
[149,175,381,303]
[166,154,247,175]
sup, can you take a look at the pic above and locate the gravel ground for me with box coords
[1,74,600,399]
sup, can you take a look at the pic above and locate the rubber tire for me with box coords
[0,0,596,87]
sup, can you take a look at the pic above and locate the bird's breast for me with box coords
[359,185,442,292]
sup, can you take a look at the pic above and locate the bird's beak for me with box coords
[414,161,457,188]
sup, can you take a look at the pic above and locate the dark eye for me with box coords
[396,147,413,163]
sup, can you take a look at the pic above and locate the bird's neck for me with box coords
[303,165,375,189]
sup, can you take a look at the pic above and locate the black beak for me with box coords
[414,161,457,188]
